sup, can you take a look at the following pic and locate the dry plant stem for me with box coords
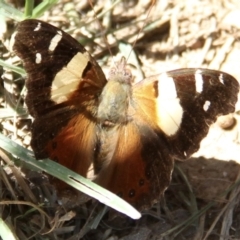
[203,170,240,240]
[209,36,235,69]
[0,200,49,237]
[0,149,38,204]
[58,210,76,222]
[161,197,175,222]
[45,211,66,235]
[40,184,57,207]
[193,212,206,240]
[102,0,112,29]
[12,88,26,138]
[169,6,180,56]
[0,150,18,202]
[87,0,121,25]
[2,121,28,139]
[76,203,100,238]
[127,0,156,60]
[0,201,49,218]
[175,164,198,215]
[88,0,114,58]
[220,170,240,240]
[196,18,216,66]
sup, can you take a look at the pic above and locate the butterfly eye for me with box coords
[122,68,132,84]
[108,65,132,84]
[124,69,132,78]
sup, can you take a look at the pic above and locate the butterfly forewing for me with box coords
[133,69,238,161]
[14,19,107,159]
[14,19,107,117]
[13,19,239,211]
[166,69,239,159]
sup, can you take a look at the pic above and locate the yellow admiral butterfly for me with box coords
[13,19,239,210]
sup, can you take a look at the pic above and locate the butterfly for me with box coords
[13,19,239,210]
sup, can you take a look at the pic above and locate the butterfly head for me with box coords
[108,57,132,84]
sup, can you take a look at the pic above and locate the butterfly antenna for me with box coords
[88,0,116,66]
[126,0,156,62]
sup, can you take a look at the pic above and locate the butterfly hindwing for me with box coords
[94,121,174,209]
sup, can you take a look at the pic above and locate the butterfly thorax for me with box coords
[97,57,133,126]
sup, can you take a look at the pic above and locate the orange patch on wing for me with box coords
[45,114,97,178]
[95,123,151,208]
[132,80,159,130]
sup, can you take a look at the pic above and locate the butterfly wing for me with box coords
[94,121,174,209]
[132,69,239,160]
[14,20,107,175]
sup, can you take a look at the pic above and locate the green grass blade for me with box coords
[0,218,17,240]
[24,0,34,17]
[32,0,58,18]
[0,59,26,76]
[0,1,24,21]
[0,133,141,219]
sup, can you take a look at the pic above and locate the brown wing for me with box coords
[14,20,107,164]
[132,69,239,160]
[43,113,97,178]
[94,121,174,210]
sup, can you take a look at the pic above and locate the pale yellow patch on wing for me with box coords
[51,52,90,103]
[157,73,183,136]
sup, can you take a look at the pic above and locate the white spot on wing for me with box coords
[35,53,42,64]
[195,70,203,93]
[48,30,63,52]
[203,100,211,111]
[34,22,41,31]
[156,73,183,136]
[10,32,17,51]
[51,52,90,103]
[219,73,224,84]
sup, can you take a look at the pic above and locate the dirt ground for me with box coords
[1,0,240,239]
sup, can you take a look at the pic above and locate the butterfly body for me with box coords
[97,68,132,125]
[13,19,239,210]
